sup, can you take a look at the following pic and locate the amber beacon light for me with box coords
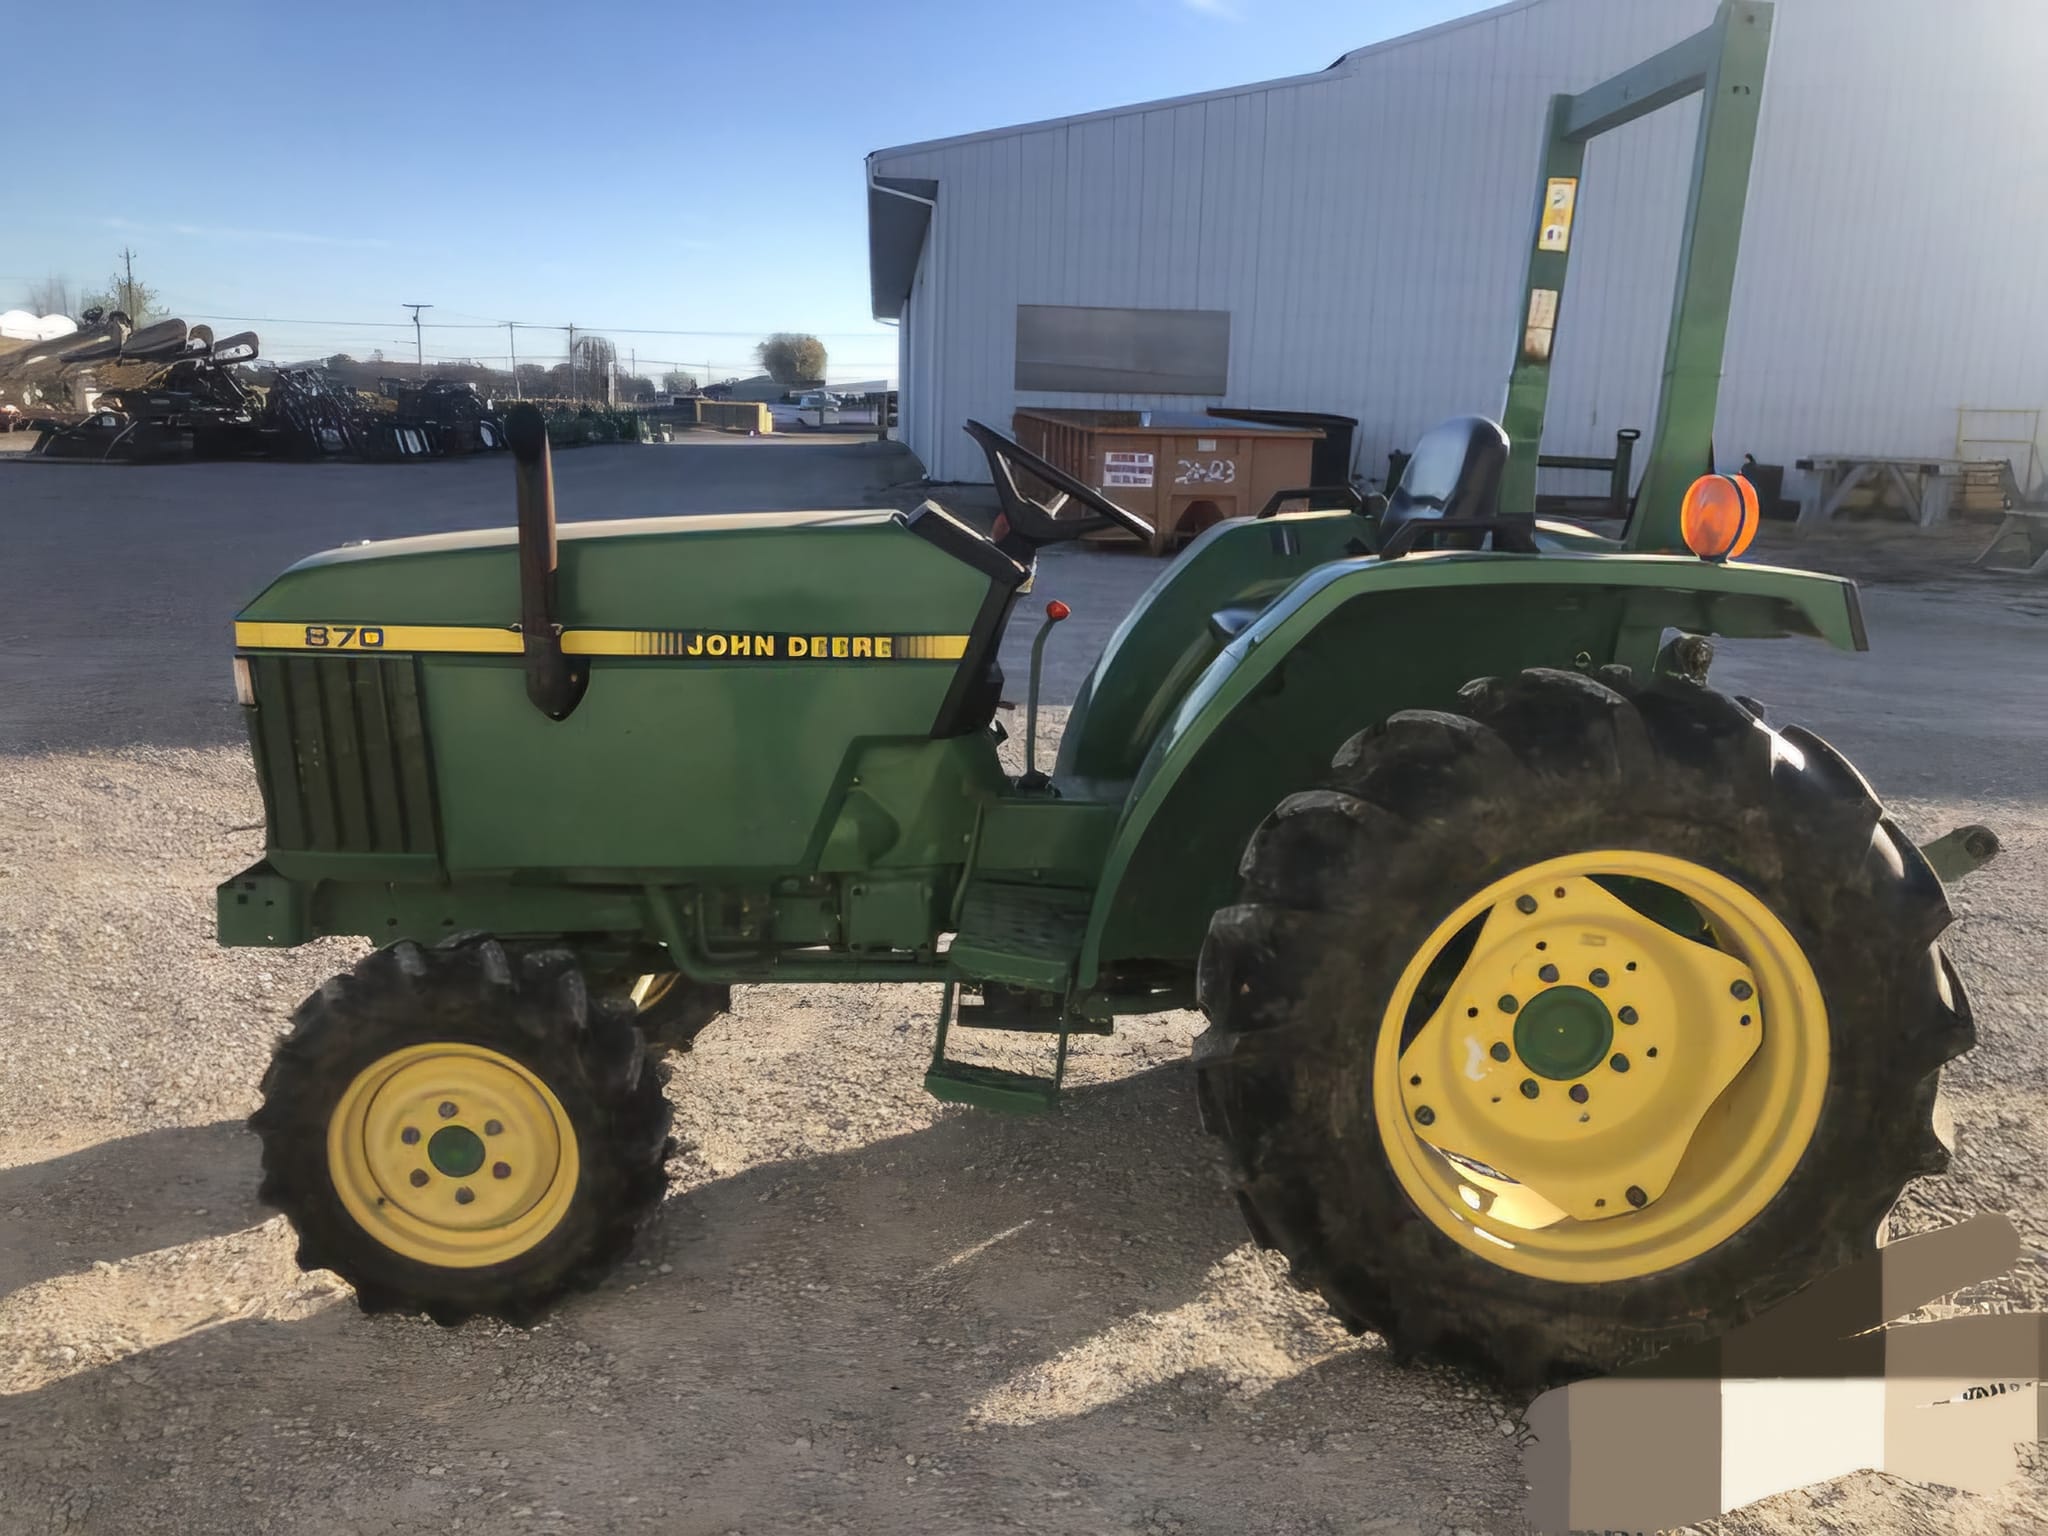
[1679,473,1761,561]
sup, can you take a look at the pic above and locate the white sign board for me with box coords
[1103,450,1155,488]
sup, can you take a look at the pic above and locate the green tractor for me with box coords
[221,1,1993,1383]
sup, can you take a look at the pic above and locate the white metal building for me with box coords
[867,0,2048,495]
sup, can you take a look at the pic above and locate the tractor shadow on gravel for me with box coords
[0,1121,268,1304]
[0,1065,1502,1533]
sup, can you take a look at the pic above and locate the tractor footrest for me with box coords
[923,1059,1062,1115]
[949,882,1090,993]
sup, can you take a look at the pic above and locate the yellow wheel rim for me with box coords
[1376,851,1829,1283]
[327,1043,581,1270]
[630,973,676,1013]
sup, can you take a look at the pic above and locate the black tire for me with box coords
[1195,666,1973,1386]
[623,973,731,1053]
[250,933,673,1325]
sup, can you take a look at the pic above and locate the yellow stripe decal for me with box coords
[234,622,522,654]
[235,621,970,662]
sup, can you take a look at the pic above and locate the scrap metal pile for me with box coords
[0,309,505,464]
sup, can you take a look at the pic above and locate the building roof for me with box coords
[868,175,936,322]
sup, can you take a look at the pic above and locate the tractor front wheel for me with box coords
[251,934,673,1325]
[1195,667,1973,1385]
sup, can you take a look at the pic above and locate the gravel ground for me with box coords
[1,440,2044,1535]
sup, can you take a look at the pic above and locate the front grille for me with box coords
[244,653,440,855]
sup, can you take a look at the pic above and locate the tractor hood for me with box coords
[233,509,985,638]
[278,509,898,575]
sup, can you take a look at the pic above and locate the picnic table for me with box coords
[1795,455,1964,530]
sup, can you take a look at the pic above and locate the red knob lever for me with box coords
[1046,600,1071,621]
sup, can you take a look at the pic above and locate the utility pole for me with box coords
[118,247,139,319]
[567,323,577,401]
[506,322,521,399]
[403,303,432,375]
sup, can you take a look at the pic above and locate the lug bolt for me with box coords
[410,1169,429,1187]
[485,1119,504,1136]
[1739,1014,1752,1026]
[1589,968,1609,988]
[438,1101,458,1119]
[1569,1084,1589,1103]
[1647,1047,1659,1058]
[1730,980,1754,1001]
[1498,994,1519,1014]
[1414,1106,1436,1126]
[455,1187,475,1205]
[1519,1079,1540,1099]
[1490,1042,1511,1062]
[492,1162,512,1180]
[1538,964,1559,984]
[1611,1054,1630,1072]
[1515,895,1538,914]
[1625,1185,1648,1208]
[400,1127,420,1146]
[1618,1006,1639,1025]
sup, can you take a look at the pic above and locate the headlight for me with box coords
[233,655,256,707]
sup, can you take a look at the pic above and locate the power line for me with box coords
[181,311,892,339]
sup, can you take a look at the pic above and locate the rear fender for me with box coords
[1077,552,1867,985]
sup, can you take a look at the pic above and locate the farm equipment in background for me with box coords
[4,306,509,464]
[217,1,1998,1386]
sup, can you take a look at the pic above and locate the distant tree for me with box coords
[23,275,74,317]
[79,251,164,325]
[754,333,827,388]
[515,362,551,396]
[619,373,656,400]
[659,369,697,394]
[569,335,616,399]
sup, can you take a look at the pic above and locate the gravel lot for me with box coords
[1,438,2044,1535]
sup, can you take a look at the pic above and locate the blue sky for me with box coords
[2,0,1477,383]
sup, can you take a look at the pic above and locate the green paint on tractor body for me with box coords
[219,501,1865,990]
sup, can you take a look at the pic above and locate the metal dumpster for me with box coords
[1011,408,1323,556]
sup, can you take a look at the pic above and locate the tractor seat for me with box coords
[1378,415,1529,553]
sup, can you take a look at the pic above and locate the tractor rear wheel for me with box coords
[624,972,731,1053]
[251,934,673,1325]
[1195,667,1973,1385]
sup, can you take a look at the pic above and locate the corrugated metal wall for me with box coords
[872,0,2048,492]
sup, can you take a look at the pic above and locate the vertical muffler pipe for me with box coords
[506,403,587,720]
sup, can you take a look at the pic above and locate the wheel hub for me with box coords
[327,1043,581,1269]
[1513,985,1614,1080]
[1395,862,1767,1227]
[427,1124,487,1178]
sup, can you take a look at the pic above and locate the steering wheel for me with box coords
[963,420,1157,551]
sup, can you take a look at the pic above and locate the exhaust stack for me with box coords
[506,404,587,720]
